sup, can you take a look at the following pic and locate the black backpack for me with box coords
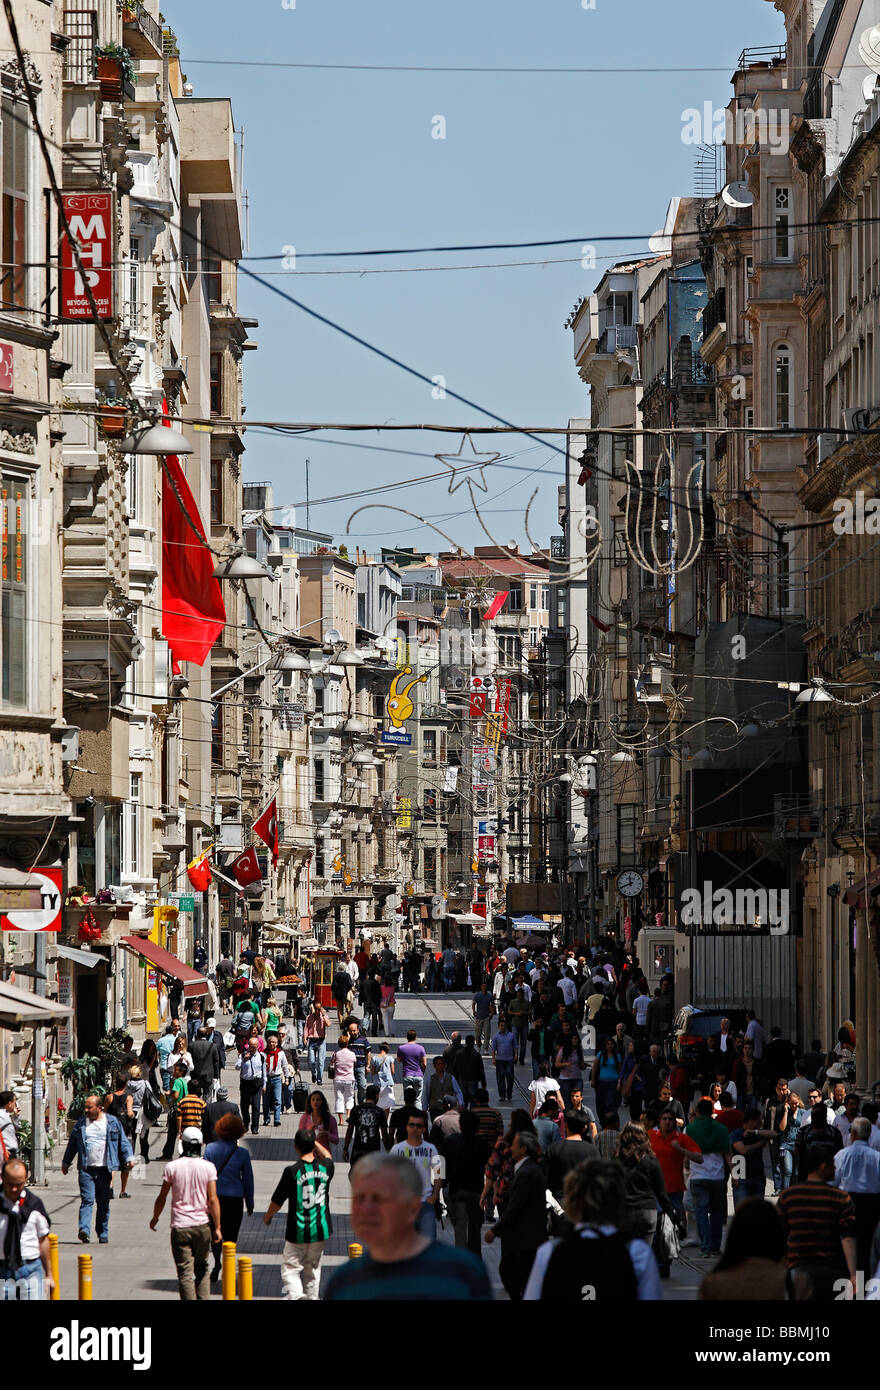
[539,1228,639,1302]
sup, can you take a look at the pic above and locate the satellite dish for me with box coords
[324,627,343,646]
[649,229,672,254]
[859,25,880,76]
[863,74,878,103]
[722,180,754,208]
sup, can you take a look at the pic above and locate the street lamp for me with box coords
[212,548,274,582]
[795,682,835,704]
[119,421,193,455]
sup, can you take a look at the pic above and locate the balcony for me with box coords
[737,45,786,73]
[601,324,638,353]
[120,1,164,59]
[773,795,823,840]
[177,97,242,258]
[63,9,97,83]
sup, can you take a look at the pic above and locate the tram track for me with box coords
[416,993,533,1108]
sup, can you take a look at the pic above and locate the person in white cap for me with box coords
[150,1126,221,1301]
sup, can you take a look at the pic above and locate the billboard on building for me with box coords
[60,192,114,320]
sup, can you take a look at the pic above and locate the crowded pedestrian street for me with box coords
[6,0,880,1359]
[34,989,712,1301]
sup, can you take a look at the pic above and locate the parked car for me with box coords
[667,1005,748,1065]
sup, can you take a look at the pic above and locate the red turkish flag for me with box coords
[230,847,262,887]
[253,796,278,868]
[160,400,225,669]
[483,590,508,622]
[187,856,212,892]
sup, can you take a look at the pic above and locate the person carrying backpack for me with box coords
[524,1157,661,1300]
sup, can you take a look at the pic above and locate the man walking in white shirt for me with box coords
[390,1113,442,1239]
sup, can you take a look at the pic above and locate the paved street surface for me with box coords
[41,992,704,1300]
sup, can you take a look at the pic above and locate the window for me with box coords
[529,583,538,610]
[125,773,142,877]
[210,353,223,416]
[507,583,522,612]
[423,788,438,823]
[211,703,223,765]
[0,466,29,706]
[1,95,29,310]
[773,187,792,261]
[313,757,325,800]
[314,683,325,714]
[773,536,793,614]
[555,588,566,630]
[423,729,437,763]
[498,634,522,666]
[617,804,638,868]
[423,847,437,883]
[745,255,754,281]
[125,238,141,332]
[542,584,550,610]
[612,434,628,479]
[204,258,222,303]
[774,345,792,428]
[613,526,628,567]
[124,450,139,522]
[210,459,223,523]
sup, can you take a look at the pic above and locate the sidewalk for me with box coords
[38,992,701,1300]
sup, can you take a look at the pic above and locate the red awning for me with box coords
[120,935,210,998]
[843,865,880,907]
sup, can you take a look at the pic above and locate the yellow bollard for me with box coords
[78,1252,92,1301]
[221,1241,237,1301]
[237,1255,253,1301]
[48,1232,60,1300]
[348,1243,363,1259]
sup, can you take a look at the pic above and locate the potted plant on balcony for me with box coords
[96,390,127,436]
[96,43,135,100]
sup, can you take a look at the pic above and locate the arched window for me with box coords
[774,344,792,428]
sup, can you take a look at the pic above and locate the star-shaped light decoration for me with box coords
[435,432,502,496]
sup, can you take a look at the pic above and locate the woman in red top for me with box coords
[480,1109,536,1217]
[297,1089,339,1154]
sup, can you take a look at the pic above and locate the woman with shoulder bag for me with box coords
[205,1113,255,1282]
[106,1073,136,1197]
[591,1037,623,1123]
[554,1021,585,1110]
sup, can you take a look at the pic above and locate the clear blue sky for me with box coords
[173,0,783,551]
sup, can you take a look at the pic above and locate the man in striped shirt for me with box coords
[777,1142,858,1300]
[264,1129,334,1300]
[176,1080,206,1142]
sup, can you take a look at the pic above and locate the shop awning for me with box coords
[0,980,74,1029]
[450,913,488,926]
[507,914,552,930]
[843,865,880,907]
[54,944,104,969]
[119,935,210,998]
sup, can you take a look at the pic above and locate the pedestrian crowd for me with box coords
[5,930,879,1303]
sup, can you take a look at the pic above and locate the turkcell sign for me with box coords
[381,730,412,746]
[60,192,114,320]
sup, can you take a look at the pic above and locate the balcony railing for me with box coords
[702,288,726,340]
[63,9,97,83]
[737,45,786,73]
[602,325,638,353]
[773,794,823,839]
[120,0,163,58]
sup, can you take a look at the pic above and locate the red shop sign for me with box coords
[60,191,114,320]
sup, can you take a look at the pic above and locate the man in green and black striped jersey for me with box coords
[264,1129,334,1300]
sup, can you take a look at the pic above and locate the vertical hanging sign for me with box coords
[60,192,114,320]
